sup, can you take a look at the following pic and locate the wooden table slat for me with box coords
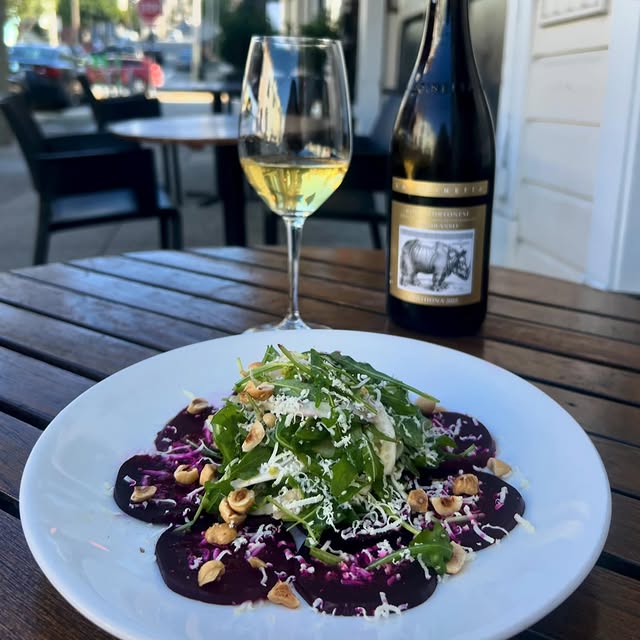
[0,273,219,351]
[534,382,640,448]
[0,299,158,380]
[0,346,94,428]
[17,263,275,334]
[22,256,640,406]
[490,267,640,323]
[532,566,640,639]
[593,436,640,498]
[488,296,640,344]
[0,509,116,640]
[192,246,387,290]
[432,335,640,406]
[481,314,640,371]
[608,492,640,567]
[138,250,640,371]
[118,250,387,313]
[261,246,640,327]
[198,248,640,344]
[22,258,388,333]
[261,244,388,272]
[0,412,40,503]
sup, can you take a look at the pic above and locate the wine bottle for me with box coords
[387,0,495,335]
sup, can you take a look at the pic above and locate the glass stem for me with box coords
[283,216,305,324]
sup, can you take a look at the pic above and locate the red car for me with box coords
[86,46,164,93]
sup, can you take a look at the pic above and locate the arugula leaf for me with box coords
[209,404,243,463]
[361,436,384,492]
[262,345,280,363]
[202,478,234,512]
[330,457,358,499]
[309,546,343,565]
[294,418,327,442]
[366,522,453,573]
[226,446,272,480]
[327,352,439,402]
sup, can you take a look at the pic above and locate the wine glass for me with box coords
[238,36,352,331]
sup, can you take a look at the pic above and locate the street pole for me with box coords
[71,0,81,46]
[0,0,10,144]
[191,0,202,82]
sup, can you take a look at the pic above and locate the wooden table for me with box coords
[0,247,638,640]
[109,115,246,246]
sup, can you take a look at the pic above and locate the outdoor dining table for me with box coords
[109,114,247,246]
[0,246,638,639]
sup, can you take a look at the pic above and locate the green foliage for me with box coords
[366,521,453,573]
[300,10,340,40]
[219,0,274,74]
[57,0,121,26]
[7,0,48,21]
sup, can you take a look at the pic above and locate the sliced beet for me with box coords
[319,526,411,555]
[430,411,496,473]
[114,454,209,524]
[426,471,525,551]
[295,546,438,616]
[155,404,216,452]
[156,517,299,605]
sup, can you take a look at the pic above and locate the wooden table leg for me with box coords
[215,144,246,246]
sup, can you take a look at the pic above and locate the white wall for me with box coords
[494,0,611,282]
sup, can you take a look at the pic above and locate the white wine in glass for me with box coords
[238,36,352,331]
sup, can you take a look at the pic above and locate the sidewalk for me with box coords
[0,105,375,272]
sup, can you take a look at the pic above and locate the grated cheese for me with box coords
[514,513,535,533]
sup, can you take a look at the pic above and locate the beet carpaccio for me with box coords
[114,345,526,617]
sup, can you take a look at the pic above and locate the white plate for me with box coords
[20,330,610,640]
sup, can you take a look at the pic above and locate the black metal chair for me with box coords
[78,74,162,131]
[264,93,402,249]
[1,93,182,264]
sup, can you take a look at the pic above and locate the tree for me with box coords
[7,0,51,37]
[57,0,120,26]
[218,0,273,75]
[300,10,339,40]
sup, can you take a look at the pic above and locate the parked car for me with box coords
[86,46,164,94]
[8,44,82,109]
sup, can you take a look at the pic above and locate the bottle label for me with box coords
[392,177,489,198]
[389,199,486,306]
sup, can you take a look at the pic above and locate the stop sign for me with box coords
[137,0,162,23]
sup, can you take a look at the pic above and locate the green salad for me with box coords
[185,344,457,570]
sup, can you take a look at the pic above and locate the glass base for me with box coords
[244,316,330,333]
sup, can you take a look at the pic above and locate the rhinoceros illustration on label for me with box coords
[400,239,471,291]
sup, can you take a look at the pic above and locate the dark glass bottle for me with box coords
[387,0,495,335]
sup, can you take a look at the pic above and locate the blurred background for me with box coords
[0,0,637,293]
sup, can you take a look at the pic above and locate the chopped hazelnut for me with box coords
[415,396,436,415]
[173,464,199,485]
[187,397,209,415]
[227,488,255,514]
[446,542,466,575]
[244,380,274,401]
[267,581,300,609]
[205,523,237,545]
[219,497,247,527]
[487,457,512,478]
[197,559,225,586]
[199,463,217,486]
[242,420,265,452]
[430,495,464,516]
[130,485,157,503]
[452,474,480,496]
[248,557,267,569]
[407,488,430,513]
